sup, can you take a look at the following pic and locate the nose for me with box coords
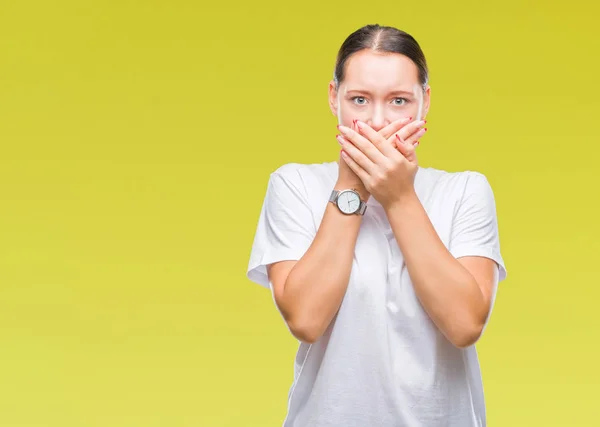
[368,105,386,131]
[369,120,386,132]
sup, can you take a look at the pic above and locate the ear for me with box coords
[328,80,338,117]
[422,85,431,119]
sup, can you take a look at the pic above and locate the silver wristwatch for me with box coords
[329,189,367,215]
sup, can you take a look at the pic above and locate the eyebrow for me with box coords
[346,89,414,97]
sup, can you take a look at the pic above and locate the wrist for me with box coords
[383,189,419,213]
[334,180,370,201]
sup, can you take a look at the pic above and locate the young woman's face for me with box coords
[329,49,430,131]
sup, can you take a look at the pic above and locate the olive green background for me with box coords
[1,1,599,426]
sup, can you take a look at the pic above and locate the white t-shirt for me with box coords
[247,161,507,427]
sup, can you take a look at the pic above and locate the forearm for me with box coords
[281,184,367,342]
[385,191,487,348]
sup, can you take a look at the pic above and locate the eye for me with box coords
[393,98,408,106]
[351,96,367,105]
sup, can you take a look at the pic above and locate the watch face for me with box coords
[336,190,361,214]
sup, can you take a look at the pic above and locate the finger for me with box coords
[340,150,369,183]
[379,117,412,139]
[355,120,385,148]
[396,119,426,142]
[378,116,412,140]
[356,120,402,159]
[337,134,377,175]
[338,124,387,165]
[389,124,426,152]
[402,126,427,146]
[395,134,418,162]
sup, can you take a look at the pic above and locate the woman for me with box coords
[247,24,507,427]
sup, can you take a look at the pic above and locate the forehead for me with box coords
[343,49,419,89]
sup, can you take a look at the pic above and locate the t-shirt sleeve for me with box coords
[448,172,507,282]
[246,167,317,289]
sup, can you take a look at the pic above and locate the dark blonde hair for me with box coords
[333,24,429,90]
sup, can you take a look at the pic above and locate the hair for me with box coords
[333,24,429,91]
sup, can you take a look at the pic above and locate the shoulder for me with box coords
[418,167,494,200]
[258,162,336,222]
[271,161,336,178]
[269,161,337,189]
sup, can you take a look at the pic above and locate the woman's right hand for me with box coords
[336,120,370,199]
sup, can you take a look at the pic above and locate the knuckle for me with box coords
[390,159,403,170]
[374,170,387,184]
[383,161,395,172]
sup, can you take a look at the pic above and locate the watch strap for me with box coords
[357,200,367,215]
[329,189,340,203]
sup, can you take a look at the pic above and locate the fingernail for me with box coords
[336,134,344,145]
[424,120,427,124]
[356,120,363,130]
[424,127,428,131]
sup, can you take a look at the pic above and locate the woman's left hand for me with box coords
[337,120,423,209]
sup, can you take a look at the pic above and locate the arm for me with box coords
[384,191,499,348]
[253,119,422,344]
[268,180,369,344]
[335,121,505,348]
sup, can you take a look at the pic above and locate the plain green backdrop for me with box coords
[1,1,599,426]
